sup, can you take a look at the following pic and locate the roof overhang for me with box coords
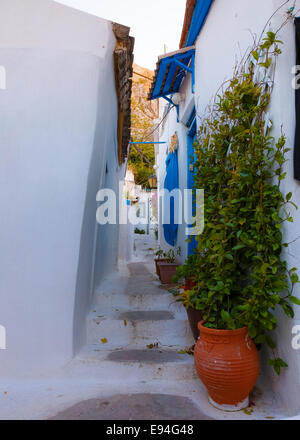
[180,0,214,48]
[148,46,195,101]
[112,23,135,164]
[180,0,197,49]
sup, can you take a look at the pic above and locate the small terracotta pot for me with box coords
[154,258,169,278]
[158,262,179,284]
[194,321,259,411]
[186,308,203,341]
[183,280,202,340]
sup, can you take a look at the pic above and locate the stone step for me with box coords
[119,311,174,320]
[70,346,198,381]
[127,262,157,279]
[89,304,186,321]
[50,392,213,421]
[87,314,193,346]
[93,290,177,310]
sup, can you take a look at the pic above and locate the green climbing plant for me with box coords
[187,24,300,375]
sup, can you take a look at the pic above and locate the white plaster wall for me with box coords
[193,0,276,115]
[262,0,300,414]
[0,0,121,376]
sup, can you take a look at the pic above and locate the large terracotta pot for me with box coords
[158,262,179,284]
[194,321,260,411]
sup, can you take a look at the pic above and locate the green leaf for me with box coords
[248,327,257,339]
[255,334,266,344]
[279,172,287,181]
[268,358,288,376]
[221,310,231,322]
[266,335,276,349]
[282,301,294,319]
[232,244,246,251]
[289,296,300,306]
[267,31,276,41]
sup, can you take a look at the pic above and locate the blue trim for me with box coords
[167,93,173,111]
[185,0,214,47]
[150,49,195,100]
[174,59,193,73]
[162,96,179,122]
[187,118,197,190]
[191,51,195,93]
[186,110,197,256]
[186,107,196,128]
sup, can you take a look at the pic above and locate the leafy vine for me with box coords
[184,9,300,374]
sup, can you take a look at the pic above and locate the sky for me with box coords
[56,0,187,70]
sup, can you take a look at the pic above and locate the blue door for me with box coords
[186,110,197,256]
[163,150,179,246]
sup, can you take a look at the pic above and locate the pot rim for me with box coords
[157,262,178,266]
[198,320,248,336]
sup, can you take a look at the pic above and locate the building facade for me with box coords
[150,0,300,412]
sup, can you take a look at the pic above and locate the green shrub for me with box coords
[190,28,299,375]
[135,227,146,235]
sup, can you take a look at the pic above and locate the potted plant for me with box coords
[158,247,181,284]
[190,27,300,410]
[172,254,203,341]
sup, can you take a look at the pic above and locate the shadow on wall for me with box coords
[72,58,120,356]
[93,161,121,289]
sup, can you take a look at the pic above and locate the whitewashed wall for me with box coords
[0,0,122,376]
[156,0,300,413]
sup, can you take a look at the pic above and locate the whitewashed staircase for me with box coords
[73,242,196,383]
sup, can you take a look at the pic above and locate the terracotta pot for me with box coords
[185,278,197,291]
[154,258,169,278]
[183,280,202,341]
[186,308,203,341]
[158,262,179,284]
[194,321,259,411]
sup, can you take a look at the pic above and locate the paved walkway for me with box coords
[0,235,289,420]
[51,234,212,420]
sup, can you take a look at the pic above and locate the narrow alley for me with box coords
[0,234,288,420]
[2,0,300,422]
